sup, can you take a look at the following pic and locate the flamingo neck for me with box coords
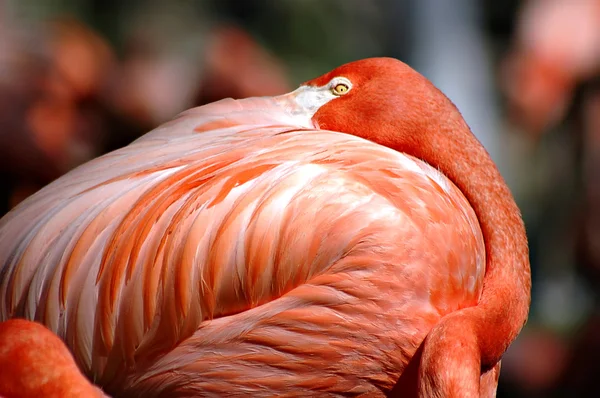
[418,110,531,366]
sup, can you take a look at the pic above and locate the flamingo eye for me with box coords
[332,83,350,96]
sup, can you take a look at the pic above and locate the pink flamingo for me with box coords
[0,58,530,397]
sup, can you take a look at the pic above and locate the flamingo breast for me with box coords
[0,97,485,396]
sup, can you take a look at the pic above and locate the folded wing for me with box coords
[0,96,485,393]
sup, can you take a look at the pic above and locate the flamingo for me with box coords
[502,0,600,134]
[0,318,108,397]
[0,57,530,397]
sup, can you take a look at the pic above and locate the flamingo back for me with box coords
[0,96,485,396]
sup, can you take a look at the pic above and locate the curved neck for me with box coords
[310,65,531,366]
[431,115,531,365]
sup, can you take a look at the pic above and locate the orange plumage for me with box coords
[0,58,530,397]
[0,319,107,397]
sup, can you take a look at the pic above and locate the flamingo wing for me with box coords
[0,96,485,396]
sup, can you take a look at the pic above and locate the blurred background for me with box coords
[1,0,599,396]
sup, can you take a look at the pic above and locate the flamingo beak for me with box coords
[274,85,336,127]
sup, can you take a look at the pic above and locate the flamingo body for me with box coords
[0,96,484,396]
[0,58,529,397]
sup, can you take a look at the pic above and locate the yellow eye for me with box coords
[332,83,350,96]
